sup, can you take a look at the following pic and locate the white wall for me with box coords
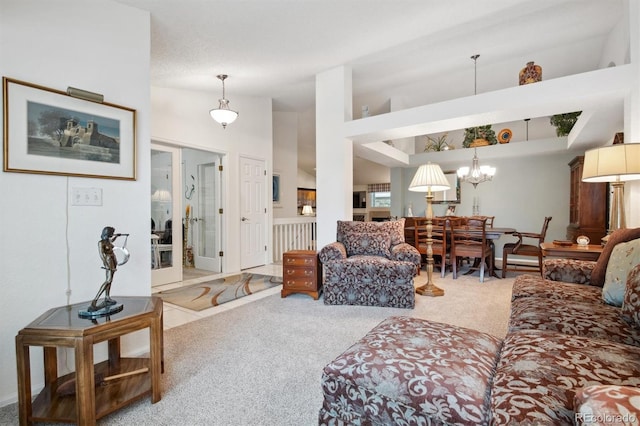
[150,86,273,272]
[297,168,316,189]
[398,152,576,257]
[273,112,299,218]
[0,0,151,405]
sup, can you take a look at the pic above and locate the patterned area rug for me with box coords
[158,273,282,311]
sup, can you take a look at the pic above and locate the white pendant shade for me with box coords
[408,162,450,192]
[209,101,238,128]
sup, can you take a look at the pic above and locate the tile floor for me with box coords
[152,263,283,331]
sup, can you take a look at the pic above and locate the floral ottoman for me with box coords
[319,316,502,425]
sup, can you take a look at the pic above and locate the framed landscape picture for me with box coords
[272,173,281,206]
[3,77,136,180]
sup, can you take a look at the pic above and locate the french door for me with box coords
[151,144,182,286]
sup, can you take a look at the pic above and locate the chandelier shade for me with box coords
[457,148,496,187]
[209,74,238,129]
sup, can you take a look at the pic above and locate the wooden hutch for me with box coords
[567,156,608,243]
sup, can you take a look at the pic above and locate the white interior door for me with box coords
[151,144,182,286]
[240,156,267,269]
[192,153,223,272]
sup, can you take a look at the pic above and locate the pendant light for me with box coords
[209,74,238,129]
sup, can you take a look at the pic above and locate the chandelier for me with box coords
[457,148,496,188]
[209,74,238,129]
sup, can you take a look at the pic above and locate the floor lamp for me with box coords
[409,162,451,297]
[582,143,640,235]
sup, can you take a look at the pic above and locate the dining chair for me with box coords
[501,216,552,278]
[469,215,494,227]
[451,216,493,282]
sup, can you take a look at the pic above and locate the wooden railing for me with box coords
[273,217,316,262]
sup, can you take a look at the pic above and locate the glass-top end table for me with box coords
[16,296,163,426]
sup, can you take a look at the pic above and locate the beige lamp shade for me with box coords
[408,162,450,192]
[582,144,640,182]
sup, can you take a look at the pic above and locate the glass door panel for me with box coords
[151,144,182,286]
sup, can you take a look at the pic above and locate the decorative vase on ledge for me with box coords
[519,61,542,85]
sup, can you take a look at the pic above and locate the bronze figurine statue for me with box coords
[88,226,129,312]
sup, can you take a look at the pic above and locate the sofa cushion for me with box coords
[511,274,603,304]
[591,228,640,287]
[342,231,391,258]
[622,264,640,327]
[509,296,640,346]
[491,329,640,425]
[603,239,640,306]
[542,258,595,284]
[574,385,640,425]
[320,316,502,425]
[337,219,406,247]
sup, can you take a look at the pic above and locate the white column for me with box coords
[316,66,353,248]
[626,0,640,227]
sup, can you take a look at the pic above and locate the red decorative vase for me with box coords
[519,61,542,85]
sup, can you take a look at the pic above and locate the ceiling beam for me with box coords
[344,65,633,146]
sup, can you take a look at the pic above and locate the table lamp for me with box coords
[301,205,314,216]
[409,162,450,296]
[582,144,640,234]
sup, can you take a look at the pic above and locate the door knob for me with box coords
[241,217,249,221]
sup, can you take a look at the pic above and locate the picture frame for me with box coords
[433,171,461,204]
[3,77,136,180]
[272,173,281,206]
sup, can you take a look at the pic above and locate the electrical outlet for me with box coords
[71,187,103,206]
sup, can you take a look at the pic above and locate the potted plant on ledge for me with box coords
[463,125,497,148]
[550,111,581,137]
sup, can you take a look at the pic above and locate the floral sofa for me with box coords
[319,228,640,425]
[318,219,421,309]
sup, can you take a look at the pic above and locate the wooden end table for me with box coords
[16,296,163,426]
[281,250,322,299]
[540,242,603,261]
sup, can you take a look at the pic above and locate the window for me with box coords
[367,183,391,208]
[370,191,390,207]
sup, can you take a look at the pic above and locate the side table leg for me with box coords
[74,338,96,426]
[150,315,163,403]
[43,347,58,386]
[15,336,31,426]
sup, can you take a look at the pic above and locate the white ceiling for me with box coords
[115,0,627,181]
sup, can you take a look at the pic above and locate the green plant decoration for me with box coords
[550,111,582,137]
[424,133,454,152]
[462,125,497,148]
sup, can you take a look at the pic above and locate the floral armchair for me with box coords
[318,219,421,308]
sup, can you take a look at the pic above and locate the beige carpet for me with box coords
[157,273,282,311]
[0,270,516,425]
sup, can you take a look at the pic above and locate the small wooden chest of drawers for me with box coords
[281,250,322,300]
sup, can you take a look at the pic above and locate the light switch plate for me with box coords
[71,187,103,206]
